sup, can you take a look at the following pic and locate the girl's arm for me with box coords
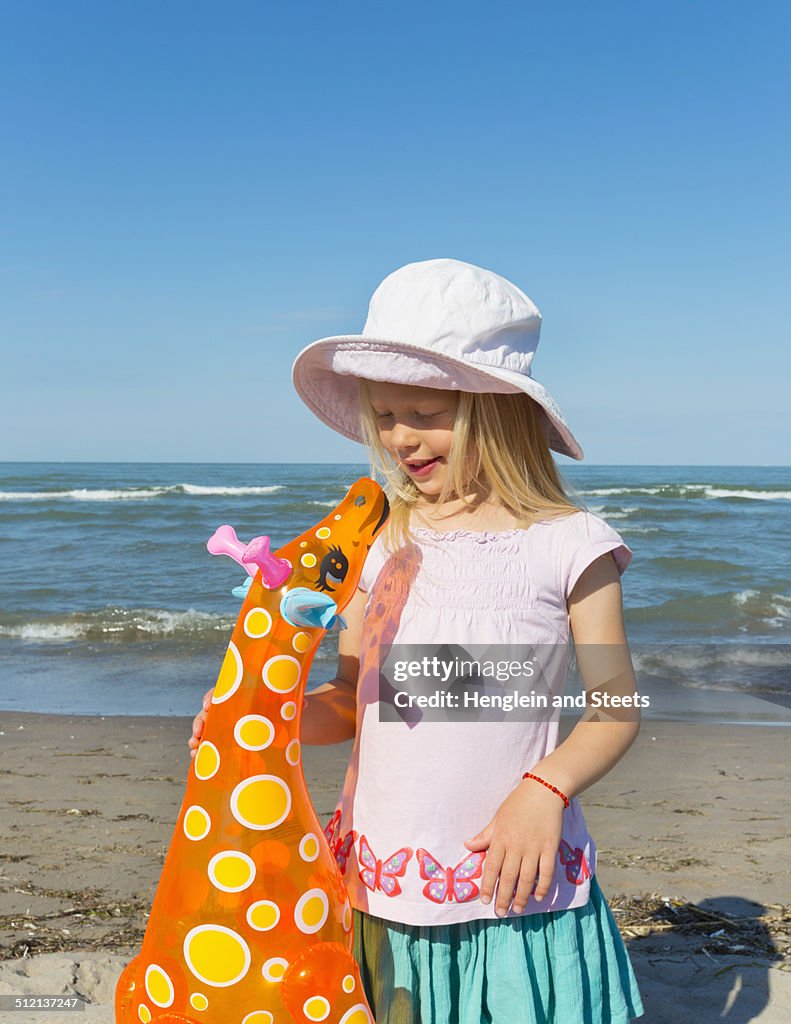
[299,585,365,745]
[465,552,640,916]
[188,586,366,756]
[523,550,641,798]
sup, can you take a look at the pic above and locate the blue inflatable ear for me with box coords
[232,576,253,599]
[281,587,346,630]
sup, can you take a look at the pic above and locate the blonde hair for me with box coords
[357,378,585,553]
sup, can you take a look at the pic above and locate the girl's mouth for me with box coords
[403,457,442,477]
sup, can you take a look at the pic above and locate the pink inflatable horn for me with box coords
[207,525,291,588]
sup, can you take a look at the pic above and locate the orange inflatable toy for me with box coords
[115,478,389,1024]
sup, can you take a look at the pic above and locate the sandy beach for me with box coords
[0,711,788,1022]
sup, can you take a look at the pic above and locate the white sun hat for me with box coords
[291,258,583,460]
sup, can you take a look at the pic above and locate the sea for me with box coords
[0,463,789,725]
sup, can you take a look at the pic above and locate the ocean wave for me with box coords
[178,484,284,496]
[0,484,284,503]
[630,644,791,695]
[0,607,235,642]
[584,505,639,519]
[732,589,791,627]
[704,488,791,501]
[580,485,791,501]
[581,486,690,497]
[628,589,791,633]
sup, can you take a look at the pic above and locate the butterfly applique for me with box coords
[358,835,413,896]
[416,848,486,904]
[324,809,342,845]
[558,839,591,884]
[323,809,358,875]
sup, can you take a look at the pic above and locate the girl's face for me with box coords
[366,381,461,502]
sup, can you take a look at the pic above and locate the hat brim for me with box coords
[292,335,584,461]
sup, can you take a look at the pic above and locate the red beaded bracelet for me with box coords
[522,772,570,808]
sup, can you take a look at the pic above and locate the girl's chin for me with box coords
[414,481,444,497]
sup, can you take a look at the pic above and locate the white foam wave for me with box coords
[586,505,639,519]
[179,484,283,496]
[732,590,791,620]
[0,483,284,502]
[704,488,791,501]
[0,488,167,501]
[581,487,668,497]
[632,644,791,674]
[580,485,791,501]
[8,622,86,641]
[0,607,232,642]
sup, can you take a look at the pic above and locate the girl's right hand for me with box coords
[188,687,214,759]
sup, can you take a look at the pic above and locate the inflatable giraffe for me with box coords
[115,478,389,1024]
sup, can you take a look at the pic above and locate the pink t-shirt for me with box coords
[324,509,632,926]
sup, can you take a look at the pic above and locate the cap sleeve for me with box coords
[560,511,633,601]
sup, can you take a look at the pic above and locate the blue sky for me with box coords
[1,1,788,465]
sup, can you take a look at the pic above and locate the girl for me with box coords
[190,259,645,1023]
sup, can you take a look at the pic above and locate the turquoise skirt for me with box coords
[352,875,644,1024]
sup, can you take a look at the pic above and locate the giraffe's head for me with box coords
[278,478,388,609]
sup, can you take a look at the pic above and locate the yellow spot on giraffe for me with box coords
[286,739,301,766]
[262,655,300,694]
[342,973,356,993]
[231,775,291,830]
[244,607,272,639]
[292,631,312,653]
[213,641,243,703]
[234,715,275,751]
[294,889,329,934]
[137,1005,151,1023]
[300,552,317,568]
[242,1013,274,1024]
[315,527,331,539]
[300,541,308,547]
[183,924,251,987]
[304,995,331,1021]
[246,900,280,931]
[208,851,256,892]
[281,701,297,721]
[299,833,319,861]
[261,957,288,983]
[190,992,209,1011]
[333,514,342,520]
[194,741,220,781]
[183,805,211,841]
[342,901,352,932]
[339,1006,373,1024]
[144,964,174,1007]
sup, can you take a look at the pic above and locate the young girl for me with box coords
[190,259,645,1023]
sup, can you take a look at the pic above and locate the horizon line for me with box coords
[0,460,788,469]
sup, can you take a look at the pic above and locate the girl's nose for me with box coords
[389,422,420,449]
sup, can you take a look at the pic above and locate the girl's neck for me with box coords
[412,492,519,533]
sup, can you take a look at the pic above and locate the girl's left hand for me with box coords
[463,778,565,916]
